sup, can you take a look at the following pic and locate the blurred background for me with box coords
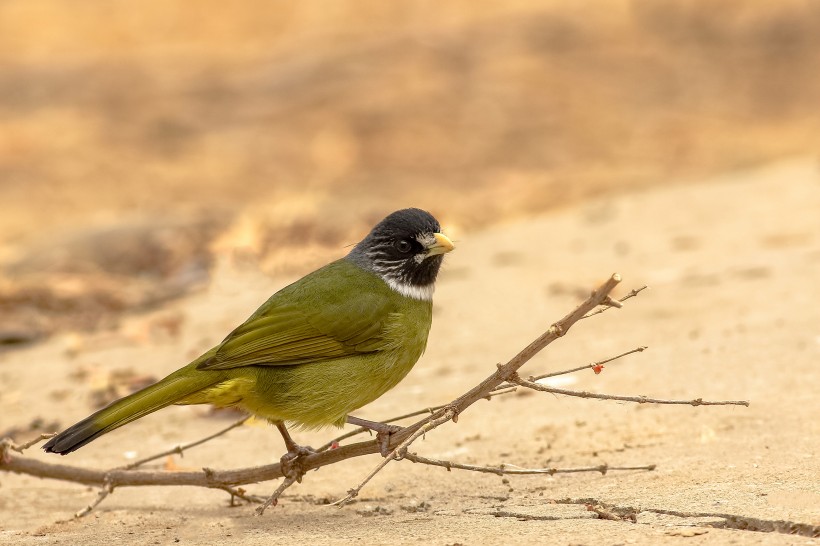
[1,0,819,344]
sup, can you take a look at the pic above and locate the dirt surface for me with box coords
[2,159,819,544]
[2,2,820,542]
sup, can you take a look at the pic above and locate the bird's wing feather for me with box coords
[196,261,396,370]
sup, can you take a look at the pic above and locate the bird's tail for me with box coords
[43,368,220,455]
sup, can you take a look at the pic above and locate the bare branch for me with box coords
[512,375,750,407]
[0,274,746,517]
[216,485,266,505]
[383,274,624,447]
[582,285,648,319]
[332,409,457,507]
[331,274,626,503]
[256,476,298,515]
[1,275,635,511]
[0,433,56,461]
[121,416,250,470]
[75,479,113,518]
[403,453,656,476]
[317,387,519,452]
[525,346,648,382]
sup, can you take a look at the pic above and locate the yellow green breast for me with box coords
[186,265,434,428]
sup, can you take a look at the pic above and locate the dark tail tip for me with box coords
[42,436,69,455]
[42,418,106,455]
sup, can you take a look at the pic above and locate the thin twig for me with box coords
[120,416,250,470]
[256,476,298,515]
[0,433,56,461]
[403,453,656,476]
[527,346,648,382]
[332,409,457,507]
[486,346,647,395]
[216,485,266,505]
[512,375,750,406]
[75,479,113,518]
[316,387,519,452]
[582,285,648,319]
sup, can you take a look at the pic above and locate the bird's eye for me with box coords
[395,239,413,254]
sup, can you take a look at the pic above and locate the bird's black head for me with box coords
[347,208,454,300]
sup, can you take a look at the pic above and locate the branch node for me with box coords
[1,433,56,463]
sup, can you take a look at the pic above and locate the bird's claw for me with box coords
[375,424,402,457]
[279,444,316,482]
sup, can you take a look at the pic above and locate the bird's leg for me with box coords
[346,416,403,457]
[274,421,315,482]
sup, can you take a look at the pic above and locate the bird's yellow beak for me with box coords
[426,232,455,256]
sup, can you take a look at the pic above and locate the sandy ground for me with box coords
[2,159,820,544]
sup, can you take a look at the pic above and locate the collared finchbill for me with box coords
[42,207,452,456]
[426,232,455,257]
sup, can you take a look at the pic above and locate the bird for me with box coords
[43,208,454,460]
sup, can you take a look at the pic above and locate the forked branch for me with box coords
[0,274,750,517]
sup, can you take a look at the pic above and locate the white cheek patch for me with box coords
[414,232,437,263]
[416,232,437,247]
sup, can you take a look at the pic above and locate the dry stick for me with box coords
[216,485,267,505]
[403,453,656,476]
[316,387,519,452]
[0,433,382,489]
[331,274,625,506]
[319,343,646,452]
[327,345,656,488]
[120,416,251,470]
[526,346,648,382]
[512,375,750,407]
[331,411,457,507]
[73,416,253,514]
[0,275,714,517]
[75,479,113,518]
[0,433,56,460]
[0,275,628,511]
[255,476,298,515]
[581,285,648,319]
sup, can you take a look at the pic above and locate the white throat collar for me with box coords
[383,277,434,301]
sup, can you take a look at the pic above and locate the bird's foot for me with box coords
[279,444,316,483]
[346,416,403,457]
[375,425,403,458]
[273,421,315,482]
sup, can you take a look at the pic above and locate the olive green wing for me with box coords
[196,263,396,371]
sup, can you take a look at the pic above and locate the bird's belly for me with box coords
[231,348,421,428]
